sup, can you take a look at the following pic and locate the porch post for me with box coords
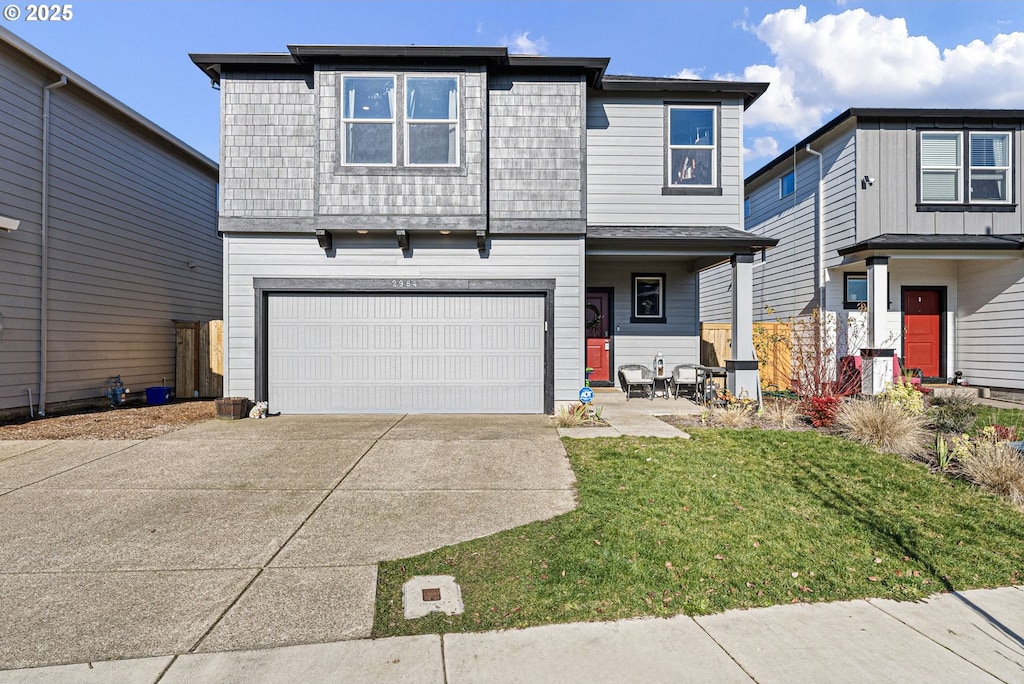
[862,256,892,395]
[727,253,760,401]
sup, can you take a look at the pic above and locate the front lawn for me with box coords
[374,429,1024,637]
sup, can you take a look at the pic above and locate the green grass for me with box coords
[972,405,1024,437]
[373,430,1024,637]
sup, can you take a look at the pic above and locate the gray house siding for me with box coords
[957,258,1024,388]
[316,66,486,221]
[856,120,1024,238]
[220,71,316,218]
[700,128,858,323]
[489,74,584,226]
[0,33,220,413]
[586,95,746,227]
[223,234,584,405]
[587,259,699,371]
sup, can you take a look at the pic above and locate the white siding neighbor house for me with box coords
[0,27,221,416]
[191,45,775,414]
[701,108,1024,399]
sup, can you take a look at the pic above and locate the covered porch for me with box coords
[584,225,778,402]
[834,233,1024,393]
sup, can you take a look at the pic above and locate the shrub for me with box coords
[556,402,604,428]
[763,398,801,429]
[960,440,1024,506]
[835,399,931,457]
[928,394,978,433]
[714,404,753,429]
[802,395,843,428]
[878,381,925,416]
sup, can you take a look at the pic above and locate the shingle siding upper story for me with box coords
[193,46,772,413]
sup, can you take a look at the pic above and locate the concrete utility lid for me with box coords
[402,575,464,619]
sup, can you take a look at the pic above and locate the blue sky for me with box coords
[5,1,1024,175]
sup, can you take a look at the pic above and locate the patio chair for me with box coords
[670,364,705,400]
[617,364,654,400]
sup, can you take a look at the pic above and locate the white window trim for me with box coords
[969,131,1012,204]
[779,171,795,198]
[404,74,460,168]
[632,274,665,322]
[920,131,962,204]
[667,105,717,187]
[341,73,398,167]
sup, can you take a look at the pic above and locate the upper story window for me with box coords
[920,130,1012,205]
[343,76,396,165]
[667,106,717,188]
[744,197,751,218]
[780,171,795,198]
[406,77,458,165]
[342,74,460,168]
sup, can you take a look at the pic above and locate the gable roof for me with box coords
[746,107,1024,189]
[190,45,767,108]
[0,26,217,178]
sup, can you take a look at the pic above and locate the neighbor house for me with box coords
[190,45,775,414]
[0,27,221,416]
[700,108,1024,399]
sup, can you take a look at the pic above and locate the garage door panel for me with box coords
[268,293,545,414]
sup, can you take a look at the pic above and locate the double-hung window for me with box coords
[920,130,1012,204]
[969,132,1010,202]
[406,76,458,166]
[342,76,396,165]
[342,74,460,168]
[668,106,716,187]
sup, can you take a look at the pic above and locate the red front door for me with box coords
[585,290,611,384]
[903,289,942,378]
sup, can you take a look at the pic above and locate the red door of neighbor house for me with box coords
[903,289,942,378]
[585,290,611,384]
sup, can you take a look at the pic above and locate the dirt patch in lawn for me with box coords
[0,401,217,440]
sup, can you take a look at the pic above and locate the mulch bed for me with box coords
[0,401,217,440]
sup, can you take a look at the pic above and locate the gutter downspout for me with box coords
[804,144,825,312]
[39,74,67,416]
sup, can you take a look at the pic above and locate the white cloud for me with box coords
[730,5,1024,140]
[745,136,780,161]
[501,31,548,56]
[670,68,705,80]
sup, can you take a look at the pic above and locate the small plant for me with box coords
[990,424,1018,442]
[715,403,753,429]
[878,381,925,416]
[763,398,801,429]
[802,395,843,428]
[934,433,952,472]
[835,399,930,457]
[556,402,604,428]
[960,439,1024,506]
[928,394,978,433]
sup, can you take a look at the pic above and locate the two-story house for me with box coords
[190,45,774,414]
[0,27,220,417]
[701,108,1024,399]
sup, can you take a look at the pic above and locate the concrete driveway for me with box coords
[0,414,576,670]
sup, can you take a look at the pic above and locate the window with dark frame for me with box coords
[667,105,716,188]
[919,130,1012,205]
[843,273,868,309]
[632,274,665,323]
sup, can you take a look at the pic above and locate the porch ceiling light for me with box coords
[397,229,410,252]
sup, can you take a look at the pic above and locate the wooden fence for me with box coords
[174,320,223,399]
[700,322,792,391]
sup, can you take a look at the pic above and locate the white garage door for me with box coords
[267,293,546,413]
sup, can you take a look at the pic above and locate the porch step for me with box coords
[923,384,985,399]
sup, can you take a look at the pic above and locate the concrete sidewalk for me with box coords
[3,586,1021,683]
[558,387,700,439]
[0,414,576,671]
